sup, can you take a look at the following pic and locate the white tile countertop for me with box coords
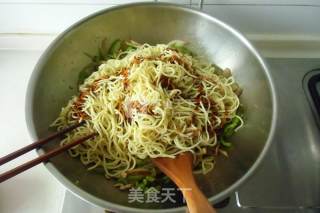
[0,48,65,213]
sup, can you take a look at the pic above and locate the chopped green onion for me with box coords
[145,176,155,182]
[125,46,136,52]
[135,159,148,167]
[126,175,145,182]
[220,138,232,148]
[236,105,245,119]
[220,114,243,148]
[168,40,194,56]
[108,39,123,59]
[223,116,241,138]
[98,38,109,60]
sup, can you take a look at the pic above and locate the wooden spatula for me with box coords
[152,152,216,213]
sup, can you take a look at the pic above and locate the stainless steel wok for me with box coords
[25,3,277,212]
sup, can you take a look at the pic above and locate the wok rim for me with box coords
[25,2,278,212]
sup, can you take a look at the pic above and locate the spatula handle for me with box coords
[179,176,216,213]
[153,153,216,213]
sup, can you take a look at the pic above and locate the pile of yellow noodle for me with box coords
[52,41,243,180]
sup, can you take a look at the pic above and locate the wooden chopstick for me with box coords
[0,133,96,183]
[0,122,84,166]
[0,122,97,183]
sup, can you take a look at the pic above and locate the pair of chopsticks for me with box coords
[0,122,96,183]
